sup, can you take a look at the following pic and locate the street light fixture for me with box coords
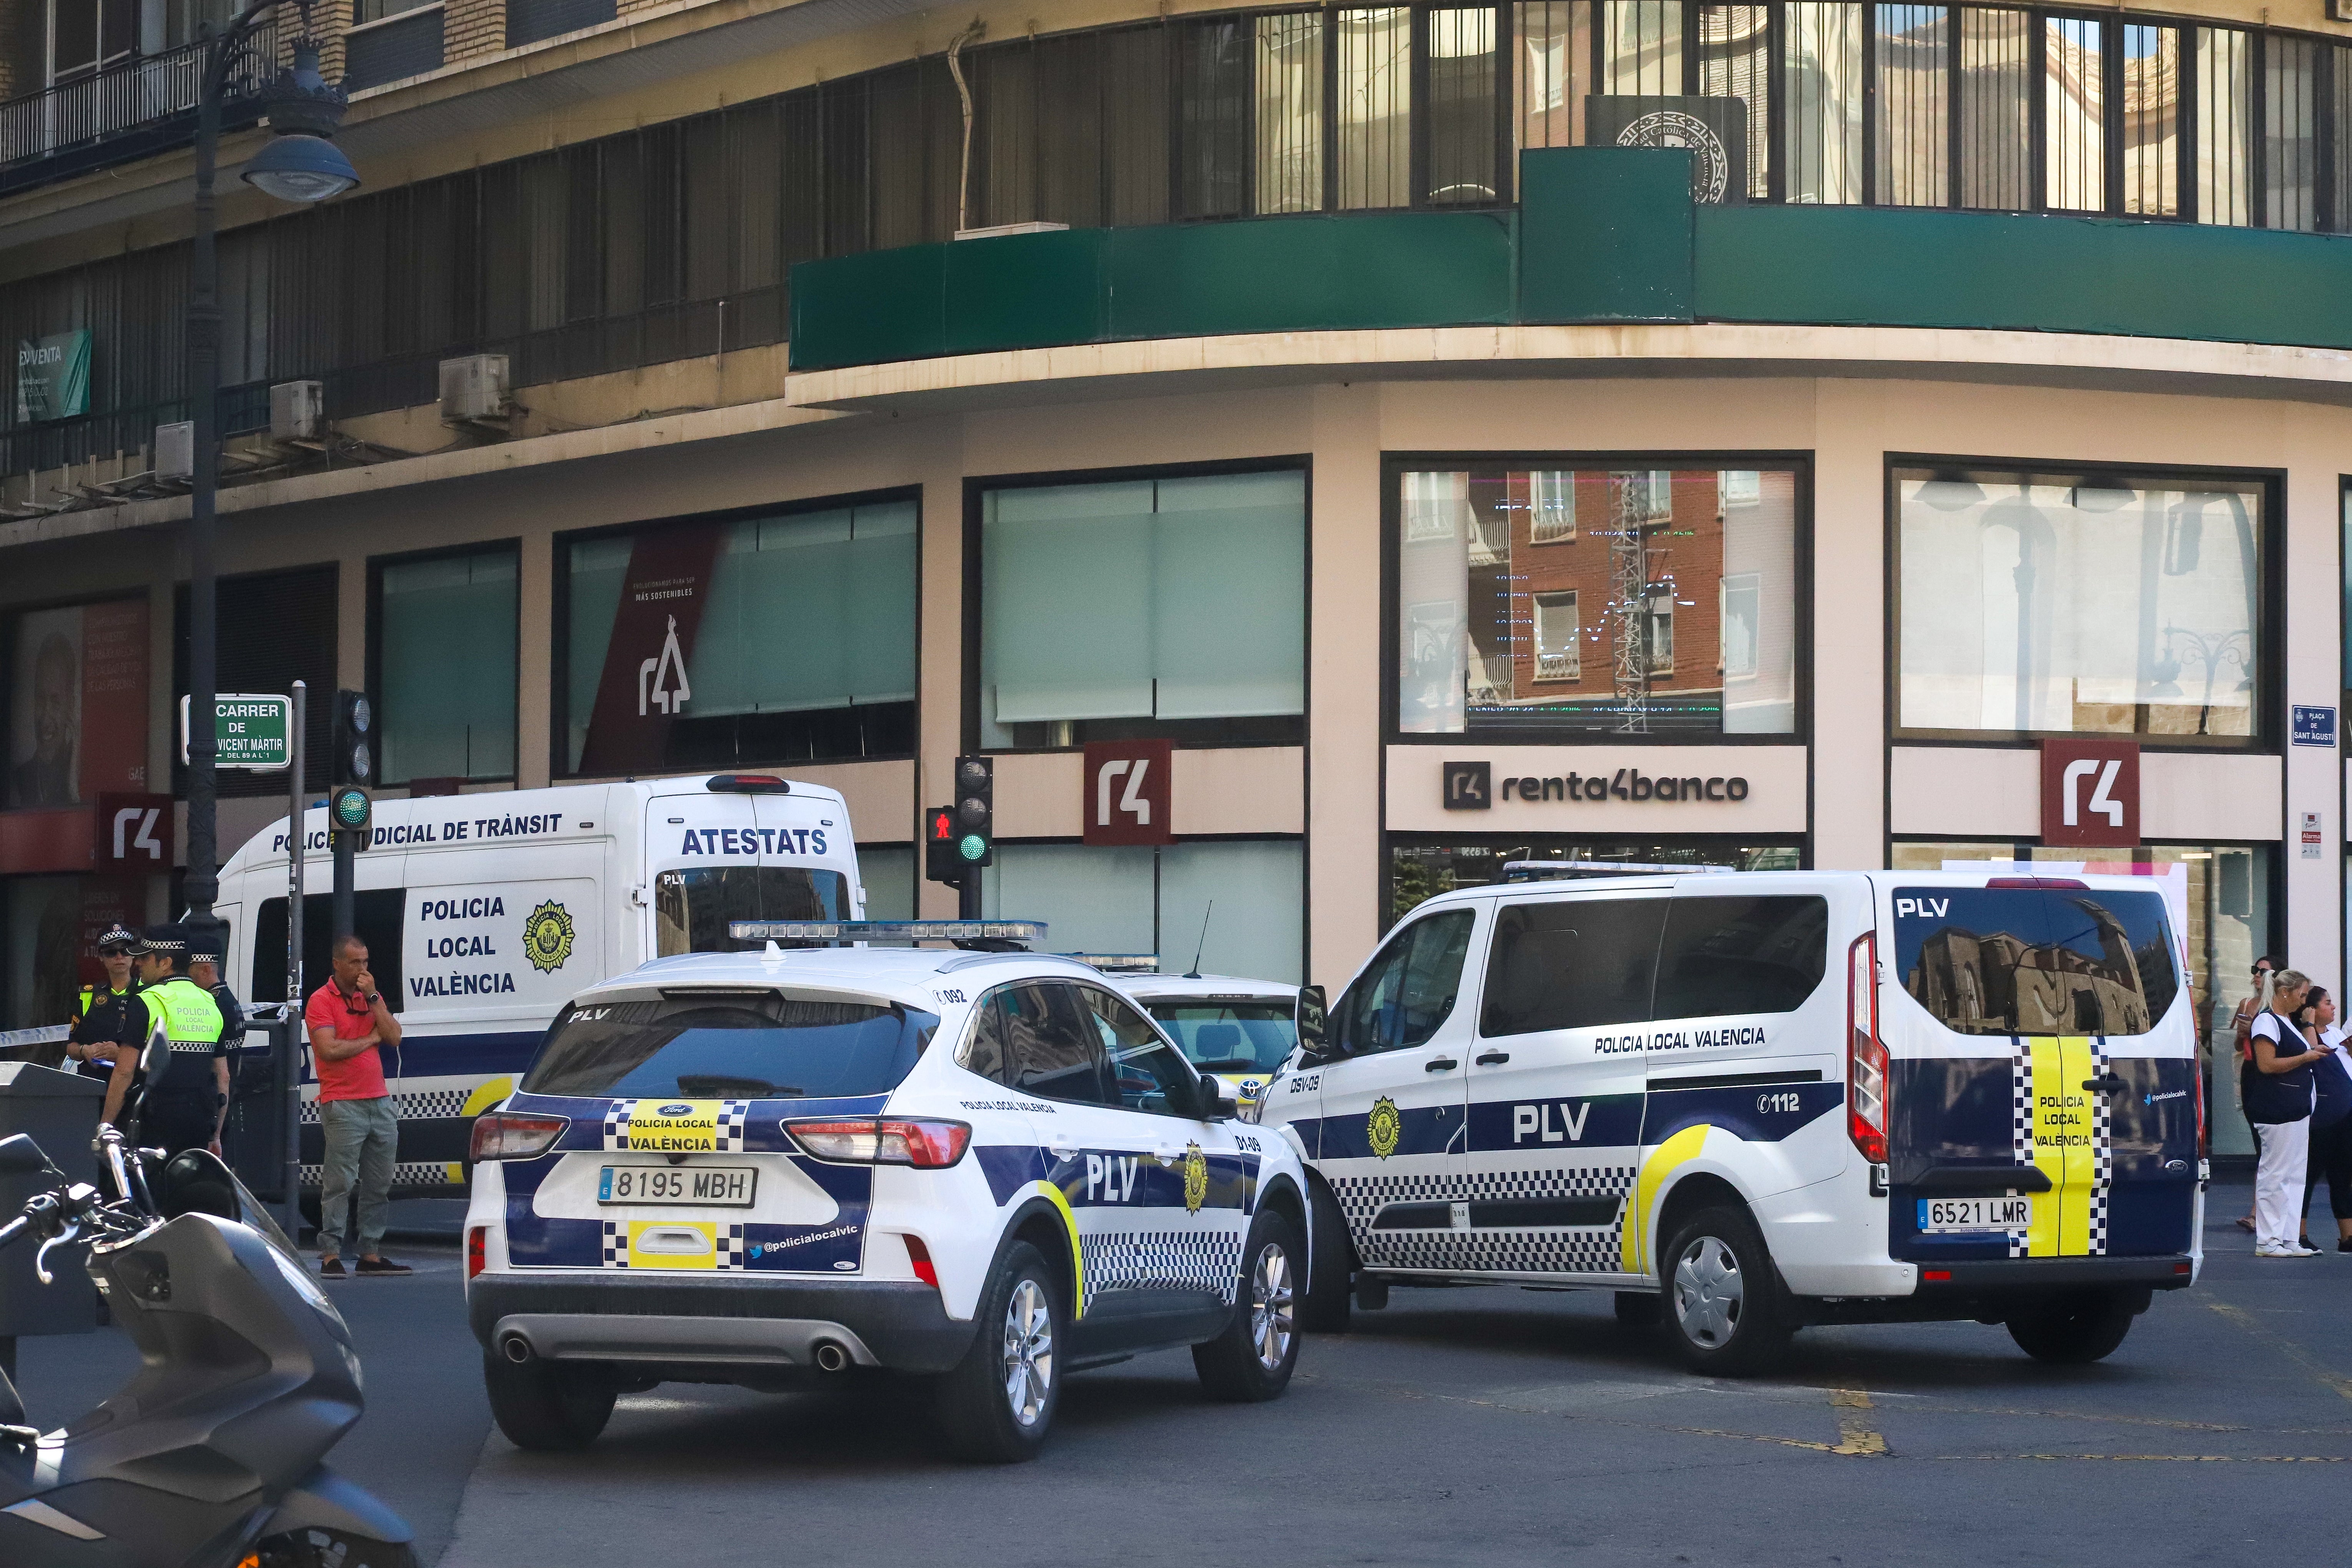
[183,7,356,957]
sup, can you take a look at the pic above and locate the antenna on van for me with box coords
[1185,902,1214,979]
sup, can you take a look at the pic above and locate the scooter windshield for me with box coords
[152,1148,304,1263]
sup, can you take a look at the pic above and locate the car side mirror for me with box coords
[0,1134,50,1177]
[1195,1077,1238,1121]
[1295,985,1330,1063]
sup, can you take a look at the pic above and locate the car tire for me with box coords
[482,1352,617,1452]
[1298,1179,1353,1333]
[1660,1206,1792,1376]
[2006,1292,2136,1365]
[1614,1289,1664,1329]
[1193,1210,1304,1402]
[934,1240,1062,1463]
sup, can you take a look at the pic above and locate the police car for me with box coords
[1261,868,2202,1372]
[1112,972,1304,1113]
[463,922,1309,1462]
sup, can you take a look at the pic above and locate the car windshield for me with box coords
[522,991,938,1099]
[1892,886,2181,1037]
[1140,999,1298,1073]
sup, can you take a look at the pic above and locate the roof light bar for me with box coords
[730,920,1049,944]
[1069,953,1160,973]
[1500,860,1735,880]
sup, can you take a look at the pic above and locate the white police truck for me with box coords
[463,924,1307,1461]
[1261,867,2202,1372]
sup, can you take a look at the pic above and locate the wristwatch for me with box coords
[364,993,381,1005]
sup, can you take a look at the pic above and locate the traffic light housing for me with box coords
[329,784,372,838]
[953,756,993,869]
[332,688,374,787]
[924,805,960,885]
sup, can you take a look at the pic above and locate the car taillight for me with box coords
[467,1225,487,1280]
[2194,1057,2208,1157]
[469,1111,569,1162]
[1847,931,1889,1165]
[784,1118,971,1168]
[903,1234,939,1288]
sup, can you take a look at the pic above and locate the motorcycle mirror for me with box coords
[0,1133,51,1176]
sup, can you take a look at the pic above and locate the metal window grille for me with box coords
[1875,4,1950,207]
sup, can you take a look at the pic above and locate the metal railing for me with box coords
[0,23,278,192]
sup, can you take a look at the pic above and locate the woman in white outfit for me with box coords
[2246,969,2328,1257]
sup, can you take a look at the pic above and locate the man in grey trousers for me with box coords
[304,934,411,1277]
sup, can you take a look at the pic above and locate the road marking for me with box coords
[1828,1388,1887,1455]
[2202,1297,2352,1401]
[1945,1454,2351,1463]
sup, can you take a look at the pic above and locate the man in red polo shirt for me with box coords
[306,934,409,1278]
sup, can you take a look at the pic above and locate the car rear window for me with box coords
[522,992,939,1099]
[1892,886,2181,1037]
[1140,1000,1297,1072]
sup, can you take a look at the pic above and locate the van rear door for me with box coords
[1880,880,2197,1263]
[643,786,856,955]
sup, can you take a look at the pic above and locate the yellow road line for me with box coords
[2203,1298,2352,1401]
[1829,1388,1888,1455]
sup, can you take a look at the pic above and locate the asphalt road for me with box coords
[17,1179,2352,1566]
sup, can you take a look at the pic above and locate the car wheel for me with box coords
[1298,1179,1353,1333]
[482,1352,617,1451]
[1614,1289,1664,1329]
[1661,1206,1792,1376]
[935,1240,1062,1462]
[1193,1210,1303,1402]
[2006,1292,2136,1364]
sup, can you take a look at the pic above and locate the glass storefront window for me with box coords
[378,547,517,784]
[560,497,918,775]
[1396,466,1800,737]
[7,595,149,809]
[1895,467,2264,741]
[1891,841,2272,1157]
[980,470,1305,749]
[1388,837,1802,923]
[978,840,1303,983]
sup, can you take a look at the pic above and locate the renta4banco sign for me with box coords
[1442,759,1753,809]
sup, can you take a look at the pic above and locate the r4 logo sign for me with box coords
[1082,740,1174,847]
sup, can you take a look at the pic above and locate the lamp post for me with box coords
[182,7,358,954]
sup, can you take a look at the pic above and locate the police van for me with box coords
[1260,868,2202,1372]
[463,926,1307,1460]
[215,773,865,1197]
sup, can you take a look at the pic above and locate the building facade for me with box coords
[2,0,2345,1157]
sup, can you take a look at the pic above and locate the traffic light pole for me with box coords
[959,868,981,920]
[331,832,354,946]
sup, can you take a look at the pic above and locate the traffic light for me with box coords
[332,689,374,787]
[329,784,372,837]
[924,805,960,885]
[953,756,993,869]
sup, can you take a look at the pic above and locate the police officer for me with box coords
[186,931,247,1055]
[65,922,141,1082]
[99,923,230,1159]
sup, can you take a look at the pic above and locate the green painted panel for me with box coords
[942,228,1110,357]
[1695,204,2352,351]
[789,245,947,371]
[1517,147,1695,323]
[1104,212,1514,341]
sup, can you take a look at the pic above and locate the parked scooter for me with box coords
[0,1127,414,1567]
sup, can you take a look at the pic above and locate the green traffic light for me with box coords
[332,788,369,829]
[959,834,987,862]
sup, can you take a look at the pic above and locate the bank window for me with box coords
[1894,467,2264,742]
[561,497,917,776]
[1396,466,1800,737]
[377,547,517,785]
[1391,840,1803,922]
[979,840,1303,984]
[1480,896,1667,1036]
[981,471,1305,749]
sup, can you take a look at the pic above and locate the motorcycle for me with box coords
[0,1126,414,1567]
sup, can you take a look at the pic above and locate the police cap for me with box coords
[133,922,191,956]
[94,923,138,954]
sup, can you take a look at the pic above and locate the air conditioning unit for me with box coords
[2335,0,2352,22]
[154,421,194,479]
[438,354,510,422]
[270,379,323,441]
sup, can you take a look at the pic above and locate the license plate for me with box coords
[598,1165,757,1207]
[1918,1196,2031,1232]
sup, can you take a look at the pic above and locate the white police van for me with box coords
[463,923,1308,1461]
[1261,867,2202,1372]
[215,773,864,1197]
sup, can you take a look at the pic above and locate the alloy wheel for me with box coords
[1250,1242,1296,1371]
[1672,1235,1744,1349]
[1000,1278,1054,1426]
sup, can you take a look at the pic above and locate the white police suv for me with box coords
[1113,972,1305,1114]
[1262,868,2202,1373]
[463,923,1308,1462]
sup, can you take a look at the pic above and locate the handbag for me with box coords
[2243,1056,2315,1125]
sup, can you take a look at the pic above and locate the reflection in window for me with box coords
[1428,8,1501,204]
[979,840,1304,983]
[2046,17,2104,211]
[1603,0,1683,95]
[1339,8,1413,208]
[1895,470,2262,740]
[1256,12,1326,214]
[2120,25,2180,217]
[1876,5,1948,207]
[2196,28,2253,226]
[1958,8,2032,209]
[1516,0,1587,150]
[653,867,853,956]
[1785,2,1863,203]
[2268,35,2321,233]
[1700,6,1773,198]
[1397,467,1800,737]
[1179,18,1250,219]
[380,549,517,783]
[1391,840,1803,923]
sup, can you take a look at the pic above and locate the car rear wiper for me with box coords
[674,1075,801,1099]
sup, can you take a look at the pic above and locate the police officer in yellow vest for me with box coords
[99,923,230,1159]
[64,922,141,1082]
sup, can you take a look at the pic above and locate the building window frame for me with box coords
[1885,452,2282,752]
[1381,448,1815,747]
[1383,831,1810,932]
[366,538,522,789]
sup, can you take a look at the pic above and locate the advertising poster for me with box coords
[575,523,725,776]
[15,329,91,424]
[7,597,150,809]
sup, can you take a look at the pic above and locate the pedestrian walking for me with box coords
[2232,956,2281,1234]
[63,923,141,1083]
[305,934,410,1279]
[2245,968,2328,1257]
[2297,986,2352,1254]
[99,923,231,1159]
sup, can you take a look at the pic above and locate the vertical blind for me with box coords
[380,549,518,783]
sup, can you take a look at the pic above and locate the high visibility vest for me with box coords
[139,976,225,1098]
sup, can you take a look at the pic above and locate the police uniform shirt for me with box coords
[68,981,141,1082]
[207,980,248,1051]
[134,977,231,1102]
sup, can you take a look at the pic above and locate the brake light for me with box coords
[1847,932,1889,1165]
[467,1225,487,1280]
[706,773,791,794]
[1921,1268,1951,1282]
[469,1111,569,1162]
[2194,1056,2208,1157]
[785,1118,971,1168]
[903,1234,939,1287]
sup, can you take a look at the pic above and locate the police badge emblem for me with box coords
[522,900,576,974]
[1182,1141,1208,1214]
[1367,1096,1401,1160]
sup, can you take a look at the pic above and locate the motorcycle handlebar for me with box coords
[0,1211,30,1250]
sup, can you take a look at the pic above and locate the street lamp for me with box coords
[183,8,356,956]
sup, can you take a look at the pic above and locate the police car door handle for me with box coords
[1425,1056,1459,1073]
[1475,1050,1509,1066]
[2083,1072,2126,1094]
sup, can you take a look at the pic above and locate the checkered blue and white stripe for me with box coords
[2009,1040,2034,1258]
[1332,1164,1634,1278]
[2089,1044,2112,1255]
[601,1099,750,1152]
[600,1220,748,1269]
[1079,1230,1243,1310]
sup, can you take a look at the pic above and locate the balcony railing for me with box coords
[0,22,278,198]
